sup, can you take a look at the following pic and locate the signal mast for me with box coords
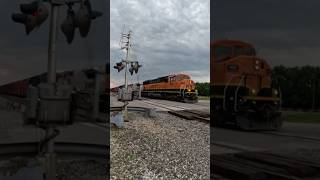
[114,27,142,119]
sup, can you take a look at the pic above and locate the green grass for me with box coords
[198,96,210,100]
[282,111,320,123]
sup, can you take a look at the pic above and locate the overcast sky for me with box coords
[110,0,210,87]
[213,0,320,67]
[0,1,107,85]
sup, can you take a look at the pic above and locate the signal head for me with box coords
[12,13,27,24]
[12,13,37,35]
[12,1,48,35]
[20,1,38,14]
[35,3,49,26]
[61,9,76,44]
[76,5,91,37]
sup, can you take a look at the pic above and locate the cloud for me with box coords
[110,0,210,85]
[213,0,320,67]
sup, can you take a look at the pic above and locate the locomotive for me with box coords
[211,40,282,130]
[142,73,198,103]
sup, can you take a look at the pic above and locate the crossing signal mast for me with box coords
[113,28,142,119]
[12,1,102,180]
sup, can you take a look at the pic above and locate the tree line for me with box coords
[272,65,320,109]
[198,65,320,109]
[196,82,210,96]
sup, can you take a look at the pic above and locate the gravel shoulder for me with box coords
[111,112,209,179]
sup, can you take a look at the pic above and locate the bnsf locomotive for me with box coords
[211,40,281,130]
[142,73,198,103]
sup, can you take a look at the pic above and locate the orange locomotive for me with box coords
[142,73,198,103]
[211,40,281,130]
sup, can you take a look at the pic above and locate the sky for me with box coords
[213,0,320,67]
[0,1,107,85]
[110,0,210,88]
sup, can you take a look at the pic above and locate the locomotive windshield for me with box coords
[214,46,233,61]
[214,45,256,61]
[234,46,256,56]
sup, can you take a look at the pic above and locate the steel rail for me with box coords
[0,142,108,158]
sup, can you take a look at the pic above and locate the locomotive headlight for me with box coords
[273,90,278,95]
[255,65,259,70]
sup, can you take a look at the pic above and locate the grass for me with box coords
[282,111,320,123]
[198,96,210,100]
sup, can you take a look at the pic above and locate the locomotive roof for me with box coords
[212,40,254,48]
[143,73,190,83]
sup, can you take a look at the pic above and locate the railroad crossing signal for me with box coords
[11,1,49,35]
[61,5,76,44]
[129,61,142,75]
[114,62,125,72]
[76,0,103,38]
[12,0,102,44]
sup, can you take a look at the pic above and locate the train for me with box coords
[0,66,109,112]
[211,40,282,130]
[141,73,198,103]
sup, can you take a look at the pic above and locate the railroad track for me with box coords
[259,131,320,143]
[215,127,320,143]
[212,141,263,154]
[137,99,210,123]
[140,99,187,111]
[142,98,208,110]
[0,142,108,159]
[212,149,320,180]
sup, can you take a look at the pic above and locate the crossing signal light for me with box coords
[61,8,76,44]
[129,63,134,75]
[129,62,142,75]
[12,0,102,44]
[12,1,49,35]
[114,62,125,72]
[76,0,103,38]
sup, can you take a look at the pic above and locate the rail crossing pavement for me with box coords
[0,110,108,146]
[110,95,210,112]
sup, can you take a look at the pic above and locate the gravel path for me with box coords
[111,112,209,179]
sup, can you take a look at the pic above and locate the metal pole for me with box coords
[46,3,59,180]
[48,4,59,84]
[93,70,100,120]
[45,126,56,180]
[124,62,128,89]
[123,31,131,119]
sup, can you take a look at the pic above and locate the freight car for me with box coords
[0,68,108,112]
[142,73,198,103]
[0,71,73,98]
[211,40,281,130]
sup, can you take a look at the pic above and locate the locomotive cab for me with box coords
[212,40,282,130]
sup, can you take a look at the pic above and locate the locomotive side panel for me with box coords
[142,74,198,103]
